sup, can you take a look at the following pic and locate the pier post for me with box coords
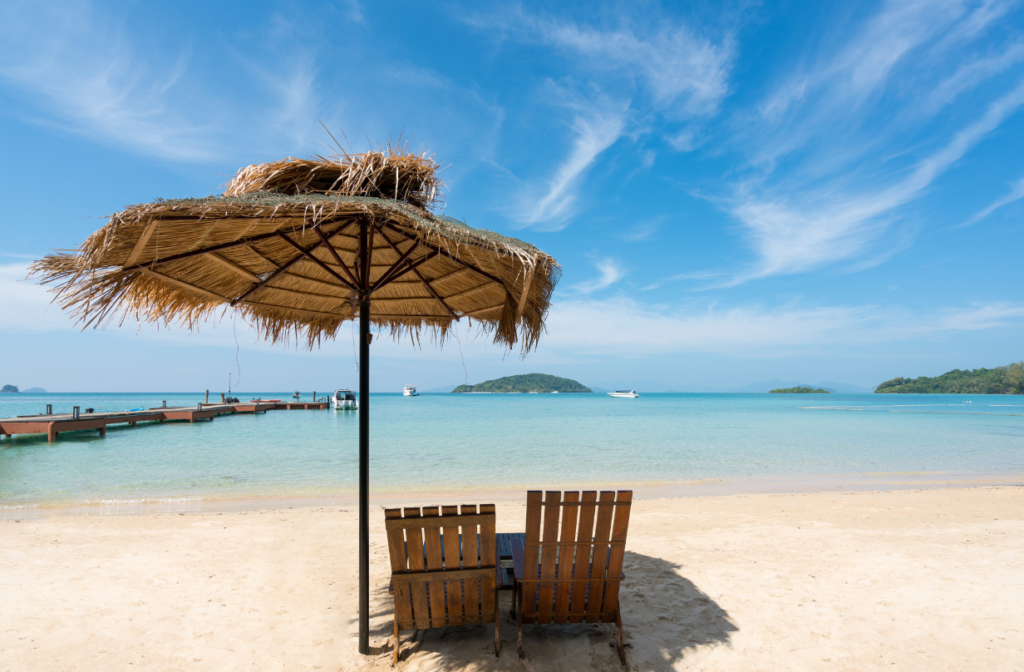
[99,427,106,437]
[46,404,52,415]
[72,406,80,420]
[206,390,209,403]
[47,424,57,442]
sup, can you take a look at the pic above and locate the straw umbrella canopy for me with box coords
[32,148,560,654]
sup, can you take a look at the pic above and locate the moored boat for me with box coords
[332,389,358,410]
[607,390,639,398]
[403,385,418,397]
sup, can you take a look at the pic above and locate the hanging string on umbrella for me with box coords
[351,322,359,376]
[453,325,469,385]
[232,316,242,389]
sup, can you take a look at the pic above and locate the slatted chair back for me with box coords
[384,504,499,656]
[519,490,632,625]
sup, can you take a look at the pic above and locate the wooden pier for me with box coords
[0,401,328,442]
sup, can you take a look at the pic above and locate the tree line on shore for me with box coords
[876,362,1024,394]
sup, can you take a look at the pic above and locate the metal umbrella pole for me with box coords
[358,221,371,655]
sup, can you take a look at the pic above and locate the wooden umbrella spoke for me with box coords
[230,229,346,306]
[365,217,376,289]
[315,227,359,288]
[375,226,458,320]
[242,243,280,271]
[382,223,505,286]
[207,253,261,283]
[122,228,286,272]
[370,250,438,295]
[276,231,358,293]
[230,252,308,306]
[370,240,419,292]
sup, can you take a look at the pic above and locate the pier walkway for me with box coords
[0,401,328,442]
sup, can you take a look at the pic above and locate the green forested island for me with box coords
[452,373,591,394]
[876,362,1024,394]
[769,387,830,394]
[1,384,18,393]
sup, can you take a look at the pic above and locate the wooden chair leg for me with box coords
[516,584,524,659]
[494,595,501,657]
[510,578,518,618]
[392,619,400,666]
[614,610,626,666]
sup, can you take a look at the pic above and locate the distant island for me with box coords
[1,384,18,393]
[24,387,47,393]
[876,362,1024,394]
[769,387,831,394]
[452,373,592,394]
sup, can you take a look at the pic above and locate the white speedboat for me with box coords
[403,385,418,397]
[608,390,639,398]
[331,389,358,410]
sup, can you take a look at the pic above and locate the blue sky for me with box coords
[1,0,1022,393]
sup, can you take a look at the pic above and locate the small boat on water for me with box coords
[250,397,281,403]
[332,389,358,410]
[608,390,639,398]
[403,385,418,397]
[292,391,301,400]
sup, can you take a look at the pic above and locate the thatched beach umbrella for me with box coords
[32,148,559,654]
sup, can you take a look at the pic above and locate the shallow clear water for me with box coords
[1,392,1023,508]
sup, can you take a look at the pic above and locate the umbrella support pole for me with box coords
[358,295,370,655]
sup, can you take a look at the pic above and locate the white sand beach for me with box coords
[2,486,1022,671]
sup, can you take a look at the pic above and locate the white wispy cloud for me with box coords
[0,4,362,165]
[923,42,1024,113]
[728,78,1024,281]
[471,6,733,228]
[714,0,1024,284]
[8,258,1024,362]
[237,53,319,150]
[0,263,78,332]
[466,7,733,117]
[511,102,627,229]
[542,297,1024,356]
[0,3,221,161]
[959,175,1024,227]
[569,258,625,294]
[618,217,664,242]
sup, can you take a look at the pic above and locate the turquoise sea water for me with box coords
[1,392,1023,509]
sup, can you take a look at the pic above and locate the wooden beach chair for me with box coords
[511,490,632,664]
[384,504,501,664]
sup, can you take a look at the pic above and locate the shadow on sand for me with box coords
[361,551,736,671]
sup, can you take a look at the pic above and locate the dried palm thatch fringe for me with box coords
[31,149,559,354]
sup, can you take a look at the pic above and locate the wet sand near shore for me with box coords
[3,470,1022,519]
[2,486,1022,671]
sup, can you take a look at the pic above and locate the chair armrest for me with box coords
[511,536,526,580]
